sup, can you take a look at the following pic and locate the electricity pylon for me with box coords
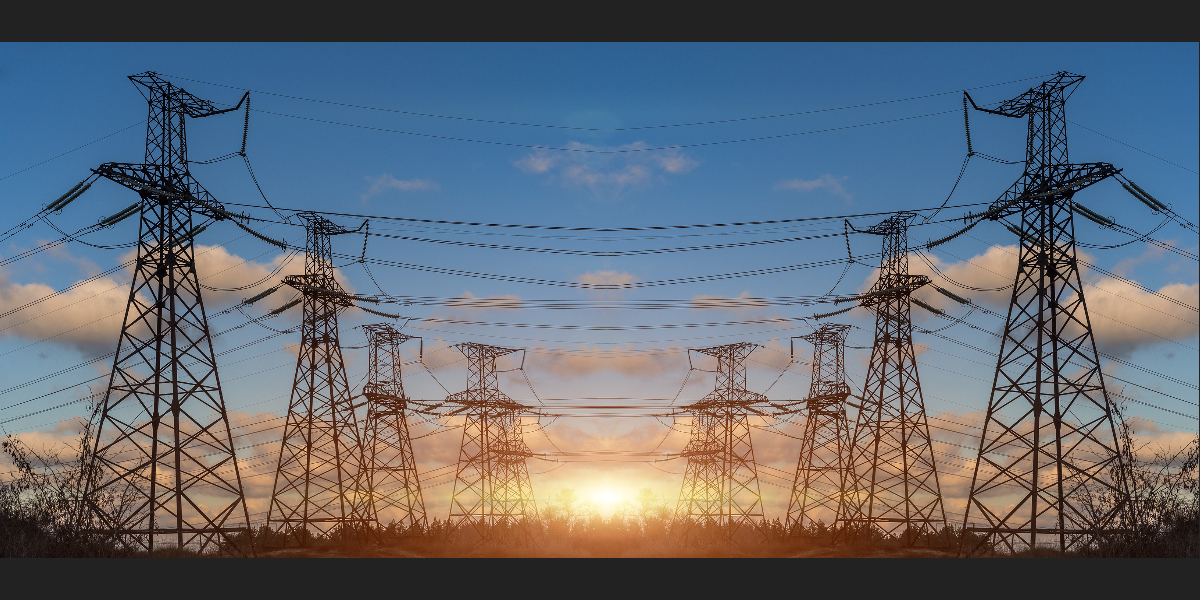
[361,323,427,534]
[82,72,252,555]
[445,343,538,544]
[267,213,371,544]
[786,324,853,536]
[674,343,767,544]
[960,72,1128,555]
[841,212,947,546]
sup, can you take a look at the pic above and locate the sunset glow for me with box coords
[0,42,1194,558]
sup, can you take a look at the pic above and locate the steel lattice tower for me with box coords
[841,213,947,545]
[267,213,371,544]
[960,72,1128,555]
[361,324,427,533]
[446,343,538,544]
[786,324,853,536]
[82,72,252,554]
[674,343,766,543]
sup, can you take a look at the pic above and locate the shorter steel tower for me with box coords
[786,324,854,536]
[674,343,767,544]
[267,213,371,544]
[445,343,538,544]
[841,213,947,546]
[361,324,427,534]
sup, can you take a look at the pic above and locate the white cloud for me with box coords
[574,270,638,288]
[444,291,524,311]
[0,244,318,355]
[531,345,686,379]
[0,265,130,355]
[360,174,439,203]
[689,292,771,311]
[905,245,1199,355]
[774,173,853,203]
[515,141,698,201]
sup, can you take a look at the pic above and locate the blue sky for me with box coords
[1,43,1196,521]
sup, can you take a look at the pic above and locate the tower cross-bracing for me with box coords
[82,72,252,555]
[445,343,538,544]
[960,72,1129,555]
[674,343,767,543]
[267,213,371,544]
[786,324,854,536]
[841,212,947,546]
[361,324,427,534]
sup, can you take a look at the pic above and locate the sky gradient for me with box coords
[1,43,1196,525]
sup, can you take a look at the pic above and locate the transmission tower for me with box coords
[674,343,767,544]
[960,72,1128,555]
[82,72,252,554]
[841,212,947,545]
[445,343,538,544]
[267,213,371,544]
[786,324,853,536]
[361,324,427,534]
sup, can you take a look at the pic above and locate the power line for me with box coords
[0,121,144,182]
[165,71,1049,132]
[226,200,988,233]
[1070,120,1199,175]
[251,106,959,154]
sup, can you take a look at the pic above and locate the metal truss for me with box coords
[361,324,427,534]
[81,72,252,555]
[674,343,767,544]
[267,213,371,544]
[841,213,948,546]
[961,72,1129,555]
[785,324,853,536]
[445,343,538,544]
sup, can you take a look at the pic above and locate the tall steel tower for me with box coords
[82,72,252,555]
[786,324,853,536]
[361,323,427,533]
[960,72,1128,555]
[445,343,538,544]
[674,343,767,543]
[267,213,371,544]
[841,213,947,545]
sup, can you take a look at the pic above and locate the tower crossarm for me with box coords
[92,162,235,221]
[442,389,528,416]
[966,72,1086,118]
[282,274,356,307]
[129,71,245,118]
[681,390,770,414]
[968,162,1122,221]
[854,274,931,309]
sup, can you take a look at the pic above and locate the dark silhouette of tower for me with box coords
[674,343,766,543]
[267,213,370,544]
[446,343,538,544]
[786,324,853,536]
[361,323,427,534]
[82,72,252,554]
[841,213,947,545]
[960,72,1128,555]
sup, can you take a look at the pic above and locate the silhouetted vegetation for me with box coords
[0,412,134,557]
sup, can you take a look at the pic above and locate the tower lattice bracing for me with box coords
[267,213,371,543]
[786,324,853,535]
[674,343,766,543]
[82,73,252,554]
[841,213,947,545]
[361,324,427,533]
[961,72,1128,555]
[446,343,538,544]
